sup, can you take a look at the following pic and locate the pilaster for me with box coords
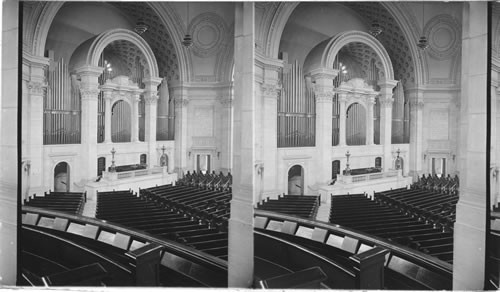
[173,92,189,176]
[407,88,425,179]
[76,65,103,179]
[378,80,398,172]
[144,77,162,167]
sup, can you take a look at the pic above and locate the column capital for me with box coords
[27,81,47,96]
[218,95,233,107]
[174,96,189,108]
[143,77,163,88]
[377,79,399,91]
[409,99,425,109]
[379,98,394,107]
[315,91,334,103]
[144,92,159,105]
[79,83,100,100]
[309,67,339,81]
[75,65,104,77]
[261,83,281,100]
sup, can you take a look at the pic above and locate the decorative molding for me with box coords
[188,12,227,58]
[409,100,425,109]
[174,96,189,108]
[379,98,394,107]
[79,84,100,99]
[27,81,47,96]
[315,91,334,103]
[144,92,159,105]
[424,14,461,60]
[217,95,233,107]
[261,83,281,99]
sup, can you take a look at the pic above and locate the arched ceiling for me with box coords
[110,3,180,82]
[277,2,415,87]
[103,40,148,80]
[339,43,384,82]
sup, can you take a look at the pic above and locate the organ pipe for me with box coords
[44,56,81,145]
[278,57,315,147]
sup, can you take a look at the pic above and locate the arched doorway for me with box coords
[288,165,304,195]
[54,162,70,192]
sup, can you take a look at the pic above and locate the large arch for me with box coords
[69,28,159,78]
[261,2,424,85]
[304,31,394,81]
[28,2,189,82]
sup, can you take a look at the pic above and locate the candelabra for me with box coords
[160,145,167,167]
[395,148,402,170]
[345,150,351,175]
[110,147,116,172]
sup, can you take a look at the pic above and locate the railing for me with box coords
[22,206,228,287]
[339,170,401,184]
[254,209,452,290]
[103,166,169,181]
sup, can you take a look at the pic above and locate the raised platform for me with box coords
[318,169,413,203]
[85,166,177,201]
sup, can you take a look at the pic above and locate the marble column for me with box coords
[131,92,141,142]
[261,82,280,198]
[144,77,162,167]
[338,93,347,146]
[453,2,487,289]
[366,96,376,145]
[102,89,113,143]
[229,2,254,287]
[312,69,336,184]
[407,88,424,179]
[1,1,19,283]
[76,65,103,179]
[378,80,398,172]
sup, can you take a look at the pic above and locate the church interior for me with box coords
[0,0,497,290]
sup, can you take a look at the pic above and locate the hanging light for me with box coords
[182,2,193,48]
[417,2,429,50]
[134,18,149,35]
[369,20,383,38]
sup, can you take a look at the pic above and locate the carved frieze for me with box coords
[27,81,47,96]
[174,96,189,108]
[261,83,281,99]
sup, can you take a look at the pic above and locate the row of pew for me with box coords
[24,191,86,215]
[329,192,454,263]
[375,187,458,231]
[95,185,230,259]
[256,194,320,219]
[178,171,232,190]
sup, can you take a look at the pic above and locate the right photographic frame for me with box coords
[253,2,494,290]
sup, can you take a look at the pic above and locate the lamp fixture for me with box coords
[134,18,149,35]
[368,20,383,38]
[182,2,193,48]
[417,2,429,50]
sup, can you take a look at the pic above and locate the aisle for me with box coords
[315,199,331,222]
